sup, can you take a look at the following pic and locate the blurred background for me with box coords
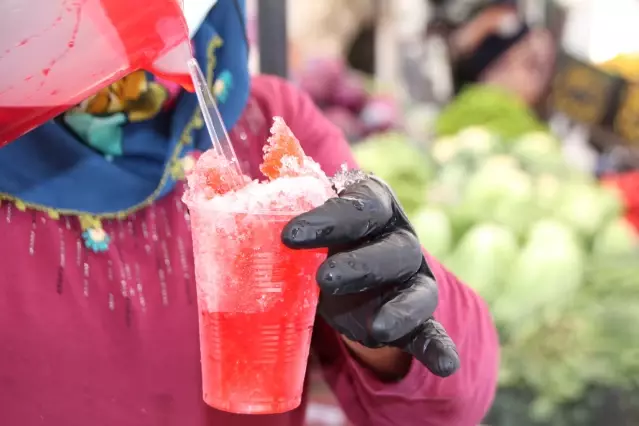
[247,0,639,425]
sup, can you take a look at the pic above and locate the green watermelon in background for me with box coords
[353,109,639,425]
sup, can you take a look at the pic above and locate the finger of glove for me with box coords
[281,178,393,250]
[316,229,423,295]
[405,319,460,377]
[371,274,439,343]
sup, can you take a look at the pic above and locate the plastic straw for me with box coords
[187,58,244,185]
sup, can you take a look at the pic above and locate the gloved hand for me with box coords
[282,171,460,377]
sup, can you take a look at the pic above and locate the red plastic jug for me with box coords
[0,0,192,146]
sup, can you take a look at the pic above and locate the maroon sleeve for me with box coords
[251,75,500,426]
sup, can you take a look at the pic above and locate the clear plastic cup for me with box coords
[188,206,325,414]
[0,0,191,146]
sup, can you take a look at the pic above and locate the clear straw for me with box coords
[187,58,244,185]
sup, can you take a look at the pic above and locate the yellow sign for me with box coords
[614,83,639,144]
[552,62,611,125]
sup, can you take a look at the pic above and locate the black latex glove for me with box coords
[282,171,460,377]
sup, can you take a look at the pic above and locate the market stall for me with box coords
[354,87,639,426]
[266,1,639,424]
[347,1,639,425]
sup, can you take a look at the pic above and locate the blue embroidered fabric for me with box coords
[0,0,249,217]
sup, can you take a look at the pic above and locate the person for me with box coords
[444,1,556,105]
[0,0,499,425]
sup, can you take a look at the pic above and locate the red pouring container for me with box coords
[0,0,192,146]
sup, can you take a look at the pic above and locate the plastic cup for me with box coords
[188,205,325,414]
[0,0,191,146]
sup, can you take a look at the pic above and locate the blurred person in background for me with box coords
[435,0,556,106]
[0,0,498,425]
[288,0,376,75]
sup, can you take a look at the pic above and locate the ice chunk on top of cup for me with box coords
[260,117,330,183]
[183,116,335,213]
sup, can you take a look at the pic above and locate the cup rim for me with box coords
[185,203,308,218]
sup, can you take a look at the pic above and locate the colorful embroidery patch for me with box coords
[64,70,171,158]
[63,113,127,158]
[82,227,111,253]
[78,215,111,253]
[214,69,233,103]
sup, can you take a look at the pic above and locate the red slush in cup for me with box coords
[183,117,335,414]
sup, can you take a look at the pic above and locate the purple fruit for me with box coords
[331,72,368,114]
[324,107,365,142]
[296,57,346,105]
[360,96,400,133]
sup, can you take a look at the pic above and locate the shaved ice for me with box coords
[183,116,334,213]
